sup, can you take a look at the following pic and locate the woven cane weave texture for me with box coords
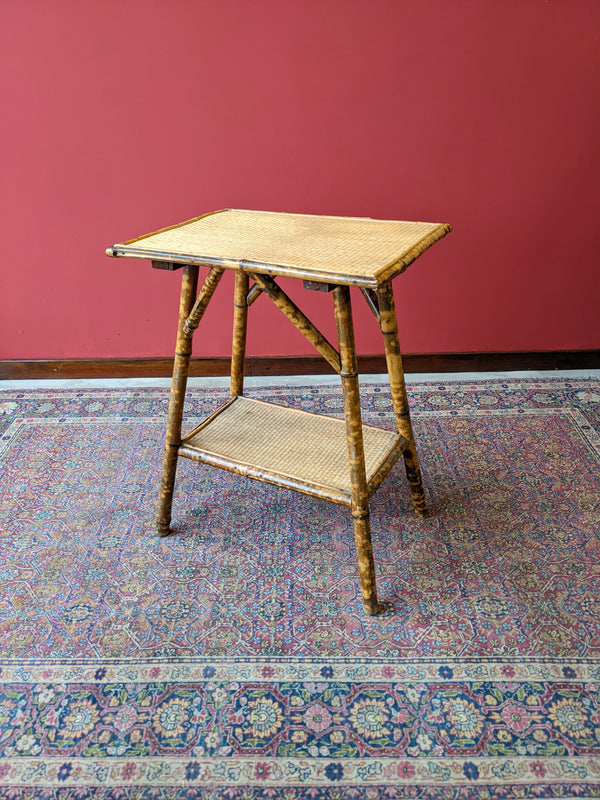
[119,210,449,281]
[184,396,399,493]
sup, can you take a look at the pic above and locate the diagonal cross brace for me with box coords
[182,267,225,338]
[360,288,381,322]
[249,273,341,372]
[246,282,263,306]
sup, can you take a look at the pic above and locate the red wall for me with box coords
[2,0,599,360]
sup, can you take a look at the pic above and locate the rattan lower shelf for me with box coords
[179,396,408,506]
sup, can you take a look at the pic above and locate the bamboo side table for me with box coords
[106,209,451,615]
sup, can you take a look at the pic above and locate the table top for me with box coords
[107,209,451,288]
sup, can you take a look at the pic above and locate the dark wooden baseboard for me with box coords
[1,351,599,380]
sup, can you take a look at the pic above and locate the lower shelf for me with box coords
[179,395,407,506]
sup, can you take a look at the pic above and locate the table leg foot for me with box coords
[362,598,384,616]
[352,513,380,617]
[156,444,179,537]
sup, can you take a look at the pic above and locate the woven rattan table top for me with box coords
[108,209,451,288]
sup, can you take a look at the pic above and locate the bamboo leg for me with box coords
[230,270,249,397]
[377,280,428,517]
[333,286,381,616]
[156,265,199,536]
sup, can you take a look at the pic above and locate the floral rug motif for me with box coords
[1,378,599,798]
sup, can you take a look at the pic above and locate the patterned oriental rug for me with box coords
[0,378,599,799]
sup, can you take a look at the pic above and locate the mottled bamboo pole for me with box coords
[183,267,225,337]
[249,273,341,372]
[377,280,428,517]
[333,286,381,616]
[246,282,263,306]
[230,270,249,397]
[156,265,200,536]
